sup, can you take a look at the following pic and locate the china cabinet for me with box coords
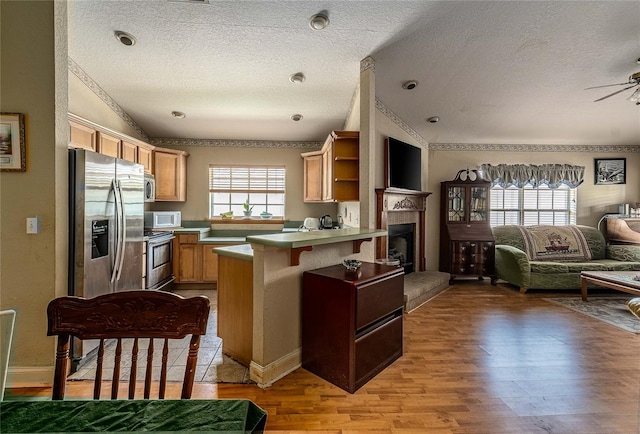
[439,169,495,284]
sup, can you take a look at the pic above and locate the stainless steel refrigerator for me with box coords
[68,149,144,365]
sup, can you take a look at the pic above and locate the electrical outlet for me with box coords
[26,217,40,234]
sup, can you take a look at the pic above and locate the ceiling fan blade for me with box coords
[585,82,631,90]
[593,84,637,102]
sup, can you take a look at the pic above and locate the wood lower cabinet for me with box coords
[173,233,228,285]
[154,149,187,202]
[302,262,404,393]
[217,254,253,366]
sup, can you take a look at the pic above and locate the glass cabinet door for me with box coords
[448,186,465,222]
[470,186,488,221]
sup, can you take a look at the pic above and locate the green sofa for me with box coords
[491,225,640,293]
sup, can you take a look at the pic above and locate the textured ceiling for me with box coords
[68,0,640,146]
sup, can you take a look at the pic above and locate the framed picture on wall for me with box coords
[0,113,26,172]
[594,158,626,185]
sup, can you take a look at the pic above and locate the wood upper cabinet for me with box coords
[97,132,121,158]
[137,145,153,174]
[120,140,138,163]
[69,120,97,151]
[301,130,359,203]
[301,150,323,202]
[154,149,188,202]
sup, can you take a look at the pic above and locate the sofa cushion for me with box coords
[564,262,609,272]
[530,262,568,273]
[518,225,592,262]
[529,261,609,273]
[599,259,640,272]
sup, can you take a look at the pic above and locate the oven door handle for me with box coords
[147,235,175,247]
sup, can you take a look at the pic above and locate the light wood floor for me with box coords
[11,282,640,433]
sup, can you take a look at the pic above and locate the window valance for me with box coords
[479,164,584,188]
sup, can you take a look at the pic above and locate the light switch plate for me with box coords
[26,217,40,234]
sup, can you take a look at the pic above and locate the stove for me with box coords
[144,231,175,290]
[144,231,174,241]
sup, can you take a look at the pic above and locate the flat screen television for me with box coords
[385,137,422,192]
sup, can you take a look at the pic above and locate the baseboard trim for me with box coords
[7,366,53,387]
[249,348,301,388]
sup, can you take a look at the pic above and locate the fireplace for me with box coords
[388,223,415,274]
[375,188,431,272]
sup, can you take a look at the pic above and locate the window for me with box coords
[209,165,285,218]
[490,184,576,227]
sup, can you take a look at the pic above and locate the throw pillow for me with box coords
[518,225,592,262]
[627,298,640,320]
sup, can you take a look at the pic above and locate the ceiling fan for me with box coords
[585,70,640,104]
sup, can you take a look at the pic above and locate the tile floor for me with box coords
[68,289,252,384]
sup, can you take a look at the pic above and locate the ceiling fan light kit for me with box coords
[586,66,640,103]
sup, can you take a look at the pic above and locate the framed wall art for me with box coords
[0,113,26,172]
[594,158,626,185]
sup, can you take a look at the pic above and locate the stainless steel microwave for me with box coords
[144,174,155,202]
[144,211,181,229]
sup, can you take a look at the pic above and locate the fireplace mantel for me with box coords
[375,188,432,271]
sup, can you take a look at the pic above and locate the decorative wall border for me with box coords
[375,98,429,149]
[429,143,640,153]
[68,57,149,141]
[150,137,322,149]
[360,56,375,73]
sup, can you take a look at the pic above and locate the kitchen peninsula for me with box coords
[214,228,387,388]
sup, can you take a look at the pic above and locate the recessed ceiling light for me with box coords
[171,111,186,119]
[291,114,303,121]
[289,72,306,84]
[402,80,418,90]
[427,116,440,123]
[114,30,136,46]
[309,12,329,30]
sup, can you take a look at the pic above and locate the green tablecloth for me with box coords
[0,399,266,433]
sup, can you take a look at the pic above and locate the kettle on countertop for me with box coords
[320,214,333,229]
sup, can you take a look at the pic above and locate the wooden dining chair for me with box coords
[47,290,210,400]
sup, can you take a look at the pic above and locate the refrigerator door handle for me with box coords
[110,179,123,284]
[115,180,127,282]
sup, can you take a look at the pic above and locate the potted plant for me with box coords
[243,198,254,217]
[260,210,272,219]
